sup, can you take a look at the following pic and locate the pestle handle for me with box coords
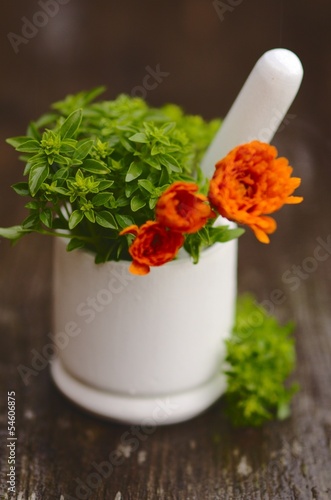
[201,48,304,178]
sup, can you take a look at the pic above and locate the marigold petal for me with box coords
[129,260,150,275]
[251,227,271,244]
[250,216,277,244]
[286,196,304,204]
[120,225,139,236]
[289,177,302,189]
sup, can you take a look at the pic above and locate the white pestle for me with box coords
[201,48,304,178]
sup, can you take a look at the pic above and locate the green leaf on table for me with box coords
[224,294,298,427]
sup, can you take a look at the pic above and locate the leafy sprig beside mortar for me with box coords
[225,295,298,427]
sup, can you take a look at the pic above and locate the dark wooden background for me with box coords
[1,1,331,498]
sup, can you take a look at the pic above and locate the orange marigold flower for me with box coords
[208,141,303,244]
[156,181,214,234]
[120,221,184,275]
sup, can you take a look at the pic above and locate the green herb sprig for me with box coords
[0,87,244,264]
[225,295,298,427]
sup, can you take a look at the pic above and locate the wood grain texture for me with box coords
[1,1,331,499]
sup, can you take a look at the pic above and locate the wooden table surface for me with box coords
[1,1,331,499]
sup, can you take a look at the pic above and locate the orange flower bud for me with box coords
[156,181,214,234]
[120,221,184,275]
[208,141,303,243]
